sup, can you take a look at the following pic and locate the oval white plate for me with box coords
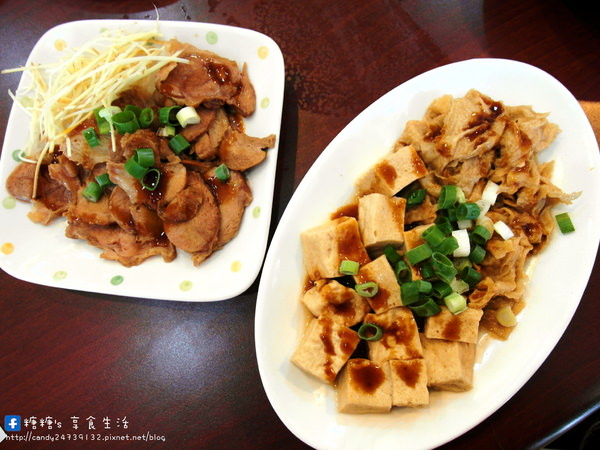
[255,59,600,449]
[0,20,284,301]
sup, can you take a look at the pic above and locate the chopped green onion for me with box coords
[453,257,472,273]
[339,260,360,276]
[394,260,411,283]
[432,236,459,255]
[141,168,161,191]
[496,305,517,327]
[444,292,467,314]
[82,127,100,147]
[139,107,154,128]
[493,220,514,240]
[124,104,142,117]
[111,110,140,134]
[169,134,191,154]
[416,279,432,295]
[555,212,575,234]
[157,125,176,137]
[124,157,148,180]
[461,266,482,287]
[456,186,466,204]
[449,277,470,294]
[405,243,433,265]
[406,188,426,207]
[95,173,113,189]
[355,281,379,298]
[134,148,155,168]
[431,252,458,284]
[357,322,384,341]
[159,105,182,126]
[419,261,436,280]
[456,202,481,220]
[438,185,458,209]
[470,224,492,245]
[435,216,453,236]
[422,225,445,247]
[432,281,452,299]
[409,297,441,317]
[82,181,102,203]
[469,244,486,264]
[94,107,111,134]
[401,281,421,306]
[176,106,201,127]
[215,163,230,182]
[97,105,122,124]
[384,245,402,265]
[451,229,471,258]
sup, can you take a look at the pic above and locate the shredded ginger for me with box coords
[2,24,188,170]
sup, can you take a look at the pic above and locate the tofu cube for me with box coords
[365,307,423,362]
[403,224,432,251]
[301,217,370,280]
[389,359,429,407]
[291,317,360,384]
[302,279,370,327]
[336,359,392,414]
[354,255,401,314]
[424,306,483,344]
[420,334,476,392]
[356,145,427,196]
[358,193,406,251]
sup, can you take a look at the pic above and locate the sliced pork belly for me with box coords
[204,167,252,248]
[159,172,220,265]
[66,221,176,267]
[109,186,163,237]
[219,129,275,171]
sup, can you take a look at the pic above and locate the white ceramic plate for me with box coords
[255,59,600,449]
[0,20,284,301]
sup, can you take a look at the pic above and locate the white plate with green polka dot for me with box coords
[0,20,284,301]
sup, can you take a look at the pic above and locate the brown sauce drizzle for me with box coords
[374,161,397,186]
[442,315,461,341]
[337,219,370,265]
[350,361,385,394]
[330,202,358,220]
[394,360,421,388]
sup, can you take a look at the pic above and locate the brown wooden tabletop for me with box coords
[1,0,599,448]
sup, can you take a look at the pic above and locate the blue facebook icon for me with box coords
[4,415,21,432]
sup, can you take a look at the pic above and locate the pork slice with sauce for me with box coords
[219,128,276,171]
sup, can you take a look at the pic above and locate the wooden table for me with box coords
[1,1,598,448]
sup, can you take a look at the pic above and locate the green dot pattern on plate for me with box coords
[179,280,193,291]
[3,196,16,209]
[252,206,261,218]
[206,31,218,45]
[53,271,67,281]
[11,149,23,162]
[111,275,124,286]
[260,98,270,109]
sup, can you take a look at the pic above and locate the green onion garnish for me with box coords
[401,281,421,306]
[384,245,402,265]
[176,106,201,128]
[158,105,182,126]
[438,185,458,209]
[124,104,142,117]
[555,212,575,234]
[141,168,161,191]
[432,236,459,255]
[432,281,452,299]
[435,216,453,236]
[409,297,441,317]
[95,173,113,189]
[82,181,103,203]
[422,225,445,247]
[94,107,112,134]
[406,188,426,207]
[169,134,190,154]
[111,110,140,134]
[431,252,458,284]
[215,163,230,182]
[394,260,411,283]
[139,107,154,128]
[450,277,470,294]
[444,292,467,314]
[134,148,155,168]
[405,243,433,265]
[124,157,148,180]
[470,224,492,245]
[419,261,436,281]
[461,266,482,287]
[355,281,379,298]
[339,260,360,276]
[83,127,100,147]
[469,244,486,264]
[357,322,384,341]
[456,202,481,220]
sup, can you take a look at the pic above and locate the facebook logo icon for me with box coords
[4,415,21,432]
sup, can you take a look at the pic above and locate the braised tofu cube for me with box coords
[365,307,423,362]
[336,359,392,414]
[424,306,483,344]
[420,334,476,392]
[358,193,406,252]
[354,255,401,314]
[403,224,432,251]
[301,217,370,280]
[389,359,429,407]
[356,145,427,196]
[291,317,360,384]
[302,279,370,327]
